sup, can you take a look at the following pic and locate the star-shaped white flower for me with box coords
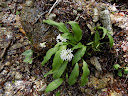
[60,49,74,62]
[56,34,67,44]
[40,42,46,48]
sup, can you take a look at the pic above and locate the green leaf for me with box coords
[22,50,33,56]
[81,60,90,86]
[113,64,120,70]
[68,63,79,85]
[16,11,20,15]
[66,73,68,79]
[62,33,76,44]
[52,45,67,71]
[94,31,100,48]
[117,70,122,77]
[44,70,53,78]
[86,42,94,46]
[124,67,128,74]
[56,92,60,96]
[43,19,69,33]
[72,42,83,50]
[68,21,82,42]
[107,33,113,48]
[97,27,108,39]
[53,61,68,79]
[41,45,59,66]
[23,56,33,64]
[72,45,86,65]
[45,78,63,93]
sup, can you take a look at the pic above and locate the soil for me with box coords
[0,0,128,96]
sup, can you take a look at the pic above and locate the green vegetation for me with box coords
[22,19,113,93]
[22,49,33,64]
[113,64,128,77]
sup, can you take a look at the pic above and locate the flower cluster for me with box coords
[56,34,67,44]
[40,42,46,48]
[60,49,74,62]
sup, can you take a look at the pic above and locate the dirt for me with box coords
[0,0,128,96]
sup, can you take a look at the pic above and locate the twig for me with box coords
[0,40,12,60]
[48,0,61,16]
[33,11,48,24]
[124,74,128,84]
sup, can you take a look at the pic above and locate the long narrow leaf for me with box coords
[53,61,68,79]
[68,63,79,85]
[68,21,82,42]
[45,78,63,93]
[72,42,83,51]
[43,70,53,78]
[107,33,113,48]
[41,45,59,66]
[72,45,86,65]
[94,30,100,48]
[81,60,90,86]
[43,19,69,33]
[97,27,108,39]
[52,45,67,71]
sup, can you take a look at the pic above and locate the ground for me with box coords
[0,0,128,96]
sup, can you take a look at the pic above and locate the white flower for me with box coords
[60,49,74,62]
[56,34,67,44]
[40,42,46,48]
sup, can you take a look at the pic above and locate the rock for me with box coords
[17,4,23,10]
[90,56,102,71]
[0,64,4,72]
[47,13,56,20]
[5,62,11,66]
[21,3,58,51]
[10,43,23,50]
[0,2,7,8]
[25,0,34,7]
[1,70,8,75]
[73,9,77,15]
[88,73,113,90]
[109,91,122,96]
[99,4,113,36]
[15,72,23,80]
[0,27,13,48]
[4,82,13,95]
[77,7,82,12]
[84,89,93,95]
[33,79,46,92]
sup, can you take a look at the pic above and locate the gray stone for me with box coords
[1,70,8,75]
[15,72,23,80]
[10,43,23,50]
[5,62,11,66]
[90,56,102,71]
[4,82,13,95]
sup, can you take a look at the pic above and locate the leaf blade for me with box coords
[81,60,90,86]
[41,45,59,66]
[53,61,68,79]
[22,49,33,56]
[45,78,63,93]
[107,33,113,48]
[68,21,82,42]
[68,63,79,85]
[52,45,67,71]
[43,19,69,33]
[72,45,86,65]
[93,30,100,49]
